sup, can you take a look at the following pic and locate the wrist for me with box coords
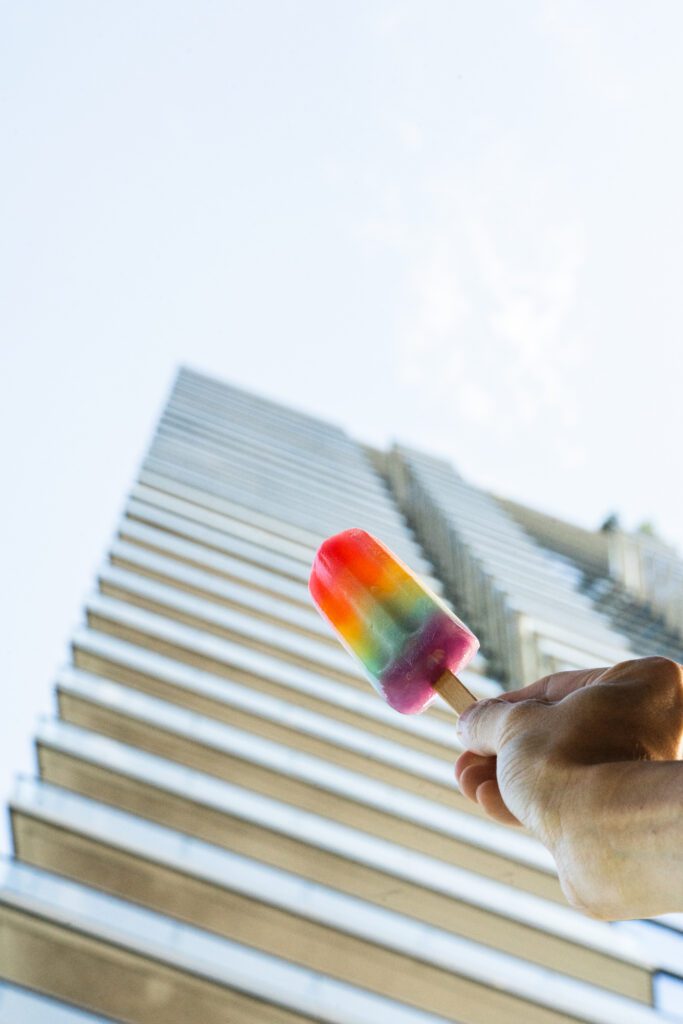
[554,761,683,920]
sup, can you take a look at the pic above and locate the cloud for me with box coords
[396,119,422,152]
[471,217,587,429]
[538,0,631,107]
[390,199,586,439]
[375,3,415,38]
[397,244,473,404]
[458,382,495,425]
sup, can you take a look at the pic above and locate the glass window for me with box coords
[653,972,683,1020]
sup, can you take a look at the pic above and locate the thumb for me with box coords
[456,697,517,755]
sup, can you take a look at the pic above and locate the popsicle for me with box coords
[309,528,479,715]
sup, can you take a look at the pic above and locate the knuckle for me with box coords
[658,656,683,684]
[499,699,551,747]
[641,655,682,674]
[641,656,683,702]
[506,698,549,723]
[607,657,683,711]
[616,655,682,678]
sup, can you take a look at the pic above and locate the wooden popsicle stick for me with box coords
[433,669,477,716]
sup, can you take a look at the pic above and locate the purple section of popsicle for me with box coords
[378,610,479,714]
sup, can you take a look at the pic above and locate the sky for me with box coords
[2,0,683,852]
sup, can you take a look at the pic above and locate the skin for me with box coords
[454,656,683,921]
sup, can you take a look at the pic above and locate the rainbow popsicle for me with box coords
[309,528,479,714]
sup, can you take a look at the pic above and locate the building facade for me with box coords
[2,366,683,1022]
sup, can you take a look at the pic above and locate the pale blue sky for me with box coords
[2,1,683,851]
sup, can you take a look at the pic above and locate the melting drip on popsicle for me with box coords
[309,528,479,714]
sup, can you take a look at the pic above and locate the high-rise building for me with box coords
[2,366,683,1023]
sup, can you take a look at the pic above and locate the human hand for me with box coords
[454,657,683,918]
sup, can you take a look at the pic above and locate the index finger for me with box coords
[498,666,610,704]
